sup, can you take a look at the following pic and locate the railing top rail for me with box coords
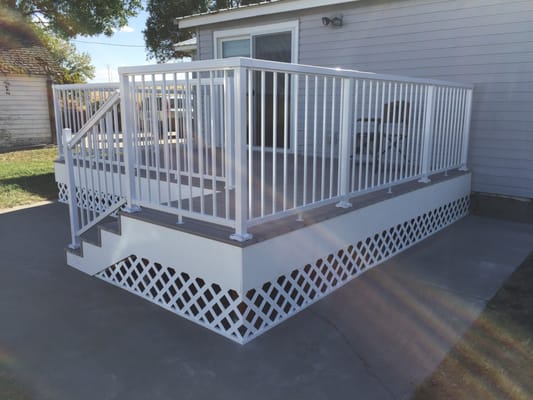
[118,57,473,89]
[53,82,120,90]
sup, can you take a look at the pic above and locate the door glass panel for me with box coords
[222,39,250,58]
[253,32,292,148]
[253,32,291,62]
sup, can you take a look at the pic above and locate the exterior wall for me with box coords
[0,75,53,149]
[195,0,533,199]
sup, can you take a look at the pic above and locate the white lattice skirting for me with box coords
[57,182,124,212]
[95,193,469,344]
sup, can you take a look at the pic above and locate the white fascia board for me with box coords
[177,0,358,29]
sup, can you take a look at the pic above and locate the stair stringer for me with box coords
[66,213,245,292]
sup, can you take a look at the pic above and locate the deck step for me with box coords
[66,216,121,257]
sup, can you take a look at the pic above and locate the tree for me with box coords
[1,4,94,83]
[144,0,266,62]
[37,30,95,83]
[2,1,142,83]
[3,0,142,38]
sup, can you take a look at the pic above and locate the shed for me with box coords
[0,44,55,149]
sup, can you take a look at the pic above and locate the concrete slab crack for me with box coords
[311,309,397,400]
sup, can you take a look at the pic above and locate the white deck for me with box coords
[53,58,473,343]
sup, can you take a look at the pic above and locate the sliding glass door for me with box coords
[217,26,295,148]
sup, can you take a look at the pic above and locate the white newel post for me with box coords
[230,66,252,242]
[119,73,140,213]
[419,85,436,183]
[62,128,80,249]
[224,72,236,189]
[459,89,473,171]
[336,77,354,208]
[53,86,64,161]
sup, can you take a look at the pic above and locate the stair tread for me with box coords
[80,216,119,246]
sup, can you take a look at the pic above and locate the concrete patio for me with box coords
[1,202,532,400]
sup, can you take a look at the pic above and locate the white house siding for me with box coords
[194,0,533,199]
[0,75,53,149]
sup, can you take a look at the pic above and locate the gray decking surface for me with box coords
[123,169,468,247]
[1,202,532,400]
[75,144,438,234]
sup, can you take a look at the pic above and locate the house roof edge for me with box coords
[176,0,358,29]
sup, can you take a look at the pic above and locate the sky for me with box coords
[73,8,152,83]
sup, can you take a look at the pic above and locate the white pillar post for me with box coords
[53,86,65,161]
[419,85,436,183]
[119,72,140,213]
[62,128,80,249]
[459,88,473,171]
[336,77,354,208]
[230,66,252,242]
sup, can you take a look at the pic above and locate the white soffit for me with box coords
[177,0,359,29]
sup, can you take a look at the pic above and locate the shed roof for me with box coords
[0,6,57,76]
[0,45,55,76]
[176,0,358,29]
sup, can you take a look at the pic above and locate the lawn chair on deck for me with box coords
[354,101,410,164]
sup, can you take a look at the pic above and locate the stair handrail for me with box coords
[63,90,124,249]
[66,91,121,149]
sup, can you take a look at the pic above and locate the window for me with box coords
[214,21,298,63]
[221,38,251,58]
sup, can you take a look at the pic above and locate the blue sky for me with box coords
[73,9,151,83]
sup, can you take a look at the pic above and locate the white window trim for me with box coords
[213,20,299,63]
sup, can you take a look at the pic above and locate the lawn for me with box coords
[0,146,58,209]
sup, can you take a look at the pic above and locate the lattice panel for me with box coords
[96,256,246,342]
[56,182,124,213]
[57,182,68,204]
[238,195,470,341]
[95,195,469,344]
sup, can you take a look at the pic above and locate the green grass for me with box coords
[0,146,58,209]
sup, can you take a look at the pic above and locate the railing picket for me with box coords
[293,73,300,208]
[329,77,336,198]
[272,72,278,213]
[260,70,266,217]
[283,72,289,211]
[303,74,309,206]
[322,76,328,199]
[312,75,318,203]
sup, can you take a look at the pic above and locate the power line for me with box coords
[73,39,145,48]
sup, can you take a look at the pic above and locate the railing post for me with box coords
[62,128,80,249]
[119,72,140,213]
[53,86,64,161]
[229,66,252,242]
[336,77,354,208]
[419,85,436,183]
[224,73,236,189]
[459,88,473,171]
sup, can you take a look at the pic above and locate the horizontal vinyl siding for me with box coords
[195,0,533,198]
[298,0,533,198]
[0,75,52,148]
[197,28,214,60]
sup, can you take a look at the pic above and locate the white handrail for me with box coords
[67,91,120,148]
[119,57,474,89]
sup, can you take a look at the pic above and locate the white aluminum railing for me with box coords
[60,58,473,245]
[53,82,120,160]
[62,92,127,248]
